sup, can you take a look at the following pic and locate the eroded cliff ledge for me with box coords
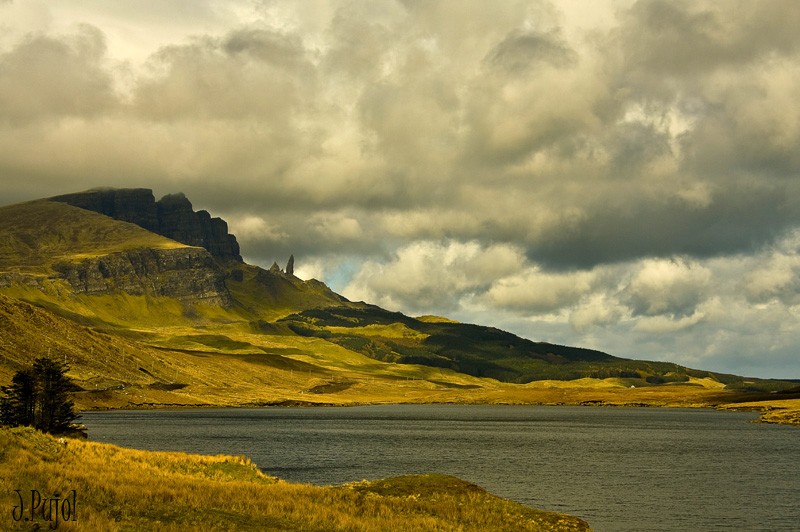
[52,247,233,306]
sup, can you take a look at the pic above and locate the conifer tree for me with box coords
[33,357,78,434]
[0,368,36,426]
[0,357,80,434]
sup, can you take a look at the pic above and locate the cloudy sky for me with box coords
[2,1,800,378]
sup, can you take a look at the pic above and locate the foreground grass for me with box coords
[0,427,590,531]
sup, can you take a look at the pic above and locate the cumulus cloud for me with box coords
[623,258,712,318]
[743,234,800,306]
[133,29,315,122]
[343,240,525,313]
[483,267,596,315]
[227,214,287,243]
[632,312,705,334]
[569,294,626,333]
[2,0,800,377]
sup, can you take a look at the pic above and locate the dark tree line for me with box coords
[0,357,81,435]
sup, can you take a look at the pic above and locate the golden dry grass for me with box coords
[0,427,590,531]
[717,398,800,426]
[0,200,187,272]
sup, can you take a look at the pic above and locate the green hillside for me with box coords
[225,262,355,321]
[279,305,736,384]
[0,199,187,272]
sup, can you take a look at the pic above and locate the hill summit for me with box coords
[51,188,242,262]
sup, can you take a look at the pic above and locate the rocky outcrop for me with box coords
[52,247,233,306]
[51,188,243,262]
[156,193,241,261]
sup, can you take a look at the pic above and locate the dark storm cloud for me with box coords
[485,29,577,72]
[1,0,799,271]
[618,0,800,77]
[526,181,794,269]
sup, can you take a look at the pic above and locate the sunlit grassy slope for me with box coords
[1,198,798,423]
[0,427,591,531]
[0,200,187,272]
[225,262,353,321]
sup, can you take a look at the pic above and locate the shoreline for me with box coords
[78,396,800,427]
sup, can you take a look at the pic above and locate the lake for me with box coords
[81,405,799,531]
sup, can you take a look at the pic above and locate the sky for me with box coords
[2,1,800,379]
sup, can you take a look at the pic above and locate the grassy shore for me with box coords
[0,427,590,531]
[717,398,800,426]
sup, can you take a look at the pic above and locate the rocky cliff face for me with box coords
[50,188,160,233]
[52,247,232,306]
[51,189,242,262]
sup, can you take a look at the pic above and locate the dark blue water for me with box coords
[81,405,799,531]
